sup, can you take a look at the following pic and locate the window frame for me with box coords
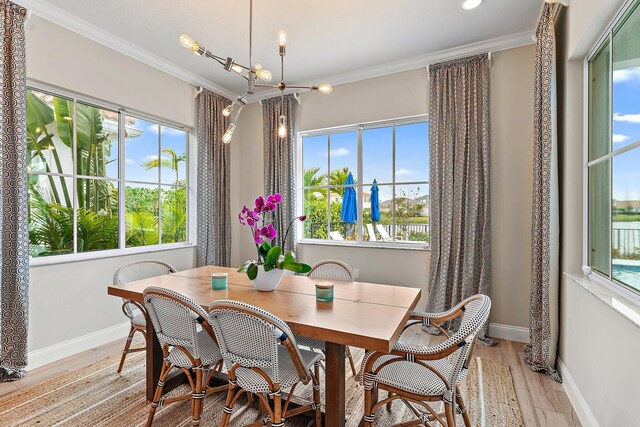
[584,0,640,306]
[27,81,194,266]
[296,114,430,250]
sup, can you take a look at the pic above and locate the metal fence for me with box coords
[307,222,430,241]
[612,228,640,256]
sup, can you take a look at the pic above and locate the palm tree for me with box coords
[141,148,186,184]
[304,167,327,200]
[330,167,355,197]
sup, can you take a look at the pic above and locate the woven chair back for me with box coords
[308,260,354,282]
[209,300,302,384]
[143,287,210,362]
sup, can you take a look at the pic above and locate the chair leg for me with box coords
[444,402,456,427]
[146,361,170,427]
[191,367,204,426]
[220,383,236,427]
[313,362,322,426]
[386,391,393,411]
[345,346,358,377]
[117,325,136,373]
[456,389,471,427]
[363,382,375,427]
[272,393,283,427]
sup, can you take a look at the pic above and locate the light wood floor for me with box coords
[0,336,580,426]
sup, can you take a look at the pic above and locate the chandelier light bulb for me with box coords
[222,105,234,117]
[277,115,287,139]
[317,84,333,94]
[460,0,483,10]
[179,34,200,53]
[278,31,287,47]
[222,124,236,144]
[256,68,272,82]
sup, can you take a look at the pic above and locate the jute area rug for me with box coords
[0,349,524,426]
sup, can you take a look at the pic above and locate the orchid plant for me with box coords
[237,193,311,280]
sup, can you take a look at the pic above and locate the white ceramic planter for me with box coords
[251,265,285,292]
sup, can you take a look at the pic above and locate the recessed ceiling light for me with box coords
[460,0,483,10]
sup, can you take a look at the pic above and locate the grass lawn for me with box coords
[613,214,640,222]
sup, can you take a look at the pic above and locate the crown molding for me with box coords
[245,29,535,103]
[15,0,238,100]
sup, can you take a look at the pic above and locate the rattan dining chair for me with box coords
[295,260,358,376]
[360,294,491,427]
[113,260,176,373]
[143,287,227,427]
[208,300,324,427]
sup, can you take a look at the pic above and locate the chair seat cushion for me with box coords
[234,346,323,394]
[371,355,468,397]
[167,329,222,368]
[132,312,146,327]
[294,335,325,351]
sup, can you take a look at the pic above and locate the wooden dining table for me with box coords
[107,265,421,426]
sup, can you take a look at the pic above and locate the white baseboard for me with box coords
[488,323,529,343]
[557,358,599,427]
[28,322,130,371]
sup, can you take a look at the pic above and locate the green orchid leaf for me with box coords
[281,261,312,274]
[259,242,271,259]
[237,260,255,273]
[283,251,296,263]
[246,263,259,280]
[265,246,282,268]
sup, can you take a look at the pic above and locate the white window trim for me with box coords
[296,114,430,250]
[27,80,196,264]
[582,0,640,307]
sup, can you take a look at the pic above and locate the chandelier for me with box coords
[178,0,333,144]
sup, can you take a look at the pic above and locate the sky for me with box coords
[612,64,640,202]
[109,117,187,186]
[303,122,429,204]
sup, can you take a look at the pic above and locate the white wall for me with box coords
[29,248,195,352]
[557,1,640,426]
[26,16,195,127]
[231,46,537,329]
[26,16,198,355]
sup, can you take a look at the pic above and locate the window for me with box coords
[300,117,429,246]
[587,0,640,295]
[27,87,189,259]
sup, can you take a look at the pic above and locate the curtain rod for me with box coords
[533,0,568,39]
[427,51,493,70]
[258,92,302,106]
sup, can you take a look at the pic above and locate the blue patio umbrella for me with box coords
[370,179,380,222]
[341,172,357,225]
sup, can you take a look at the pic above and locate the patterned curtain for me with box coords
[0,0,29,381]
[426,54,494,345]
[524,3,562,383]
[196,90,231,267]
[262,95,297,253]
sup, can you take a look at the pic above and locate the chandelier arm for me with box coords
[254,84,280,88]
[280,53,284,84]
[284,85,316,90]
[203,52,227,66]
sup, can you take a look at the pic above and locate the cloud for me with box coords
[145,125,185,136]
[125,158,136,164]
[143,155,158,162]
[613,68,640,83]
[613,134,629,144]
[613,113,640,123]
[329,147,350,157]
[396,168,412,176]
